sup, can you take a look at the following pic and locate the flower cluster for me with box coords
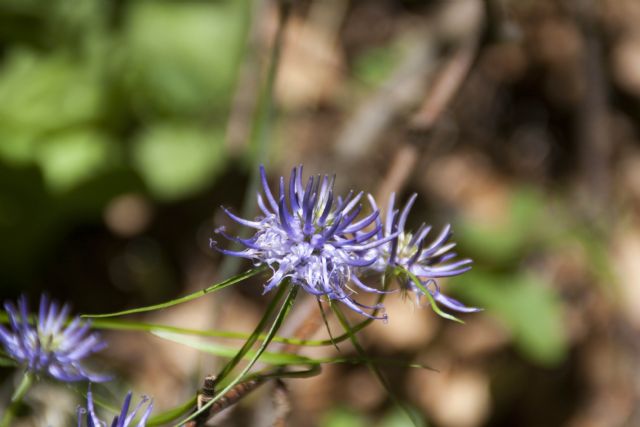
[214,165,479,319]
[214,166,394,319]
[0,295,109,382]
[78,387,153,427]
[369,193,480,313]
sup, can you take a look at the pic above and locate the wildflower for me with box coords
[78,386,153,427]
[213,165,396,319]
[370,193,480,314]
[0,295,109,382]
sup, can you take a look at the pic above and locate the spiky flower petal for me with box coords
[213,165,392,319]
[0,295,109,382]
[370,193,480,313]
[78,386,153,427]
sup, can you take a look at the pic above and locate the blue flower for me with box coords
[78,386,153,427]
[0,295,109,382]
[213,166,396,319]
[370,193,480,314]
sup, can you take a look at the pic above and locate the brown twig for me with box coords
[271,379,291,427]
[185,375,266,427]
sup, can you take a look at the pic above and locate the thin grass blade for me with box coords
[82,267,266,319]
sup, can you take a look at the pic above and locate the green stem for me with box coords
[331,304,424,427]
[87,314,373,347]
[82,266,266,319]
[176,285,298,426]
[217,282,289,382]
[1,371,34,427]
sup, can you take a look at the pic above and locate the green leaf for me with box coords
[4,308,368,348]
[451,272,567,366]
[152,331,314,366]
[151,331,436,371]
[82,267,265,318]
[131,123,226,201]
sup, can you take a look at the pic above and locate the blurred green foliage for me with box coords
[322,408,368,427]
[0,0,249,287]
[451,189,569,366]
[122,1,245,117]
[321,406,424,427]
[352,45,400,87]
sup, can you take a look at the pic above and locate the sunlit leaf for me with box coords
[152,331,313,366]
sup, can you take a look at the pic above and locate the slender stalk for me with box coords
[331,304,424,427]
[88,316,373,347]
[217,282,290,382]
[1,371,34,427]
[82,266,266,319]
[178,285,298,426]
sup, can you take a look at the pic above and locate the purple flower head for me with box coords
[78,386,153,427]
[369,193,480,314]
[0,295,110,382]
[213,165,396,319]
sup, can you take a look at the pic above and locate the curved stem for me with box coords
[82,266,267,319]
[1,371,34,427]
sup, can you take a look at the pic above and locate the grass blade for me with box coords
[176,285,298,426]
[331,302,425,427]
[88,316,373,347]
[82,267,266,319]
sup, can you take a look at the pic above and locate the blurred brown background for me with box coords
[2,0,640,426]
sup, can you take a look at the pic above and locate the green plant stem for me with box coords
[1,371,34,427]
[331,304,424,427]
[217,282,289,382]
[82,266,266,319]
[87,314,373,347]
[176,285,297,426]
